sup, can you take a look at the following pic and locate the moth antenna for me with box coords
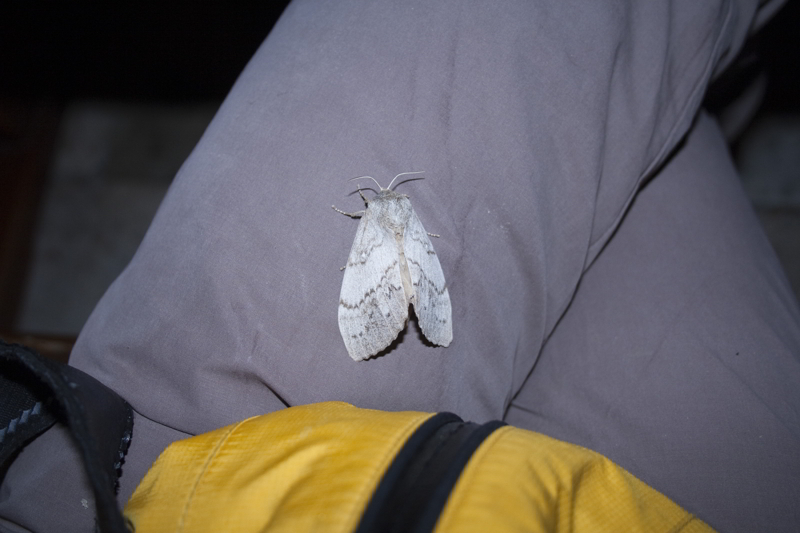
[349,175,383,190]
[387,171,425,191]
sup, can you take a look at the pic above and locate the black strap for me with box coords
[356,412,506,533]
[0,356,58,466]
[0,340,133,533]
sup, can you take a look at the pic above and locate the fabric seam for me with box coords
[587,0,737,264]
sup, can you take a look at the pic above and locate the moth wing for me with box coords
[404,210,452,347]
[338,208,409,361]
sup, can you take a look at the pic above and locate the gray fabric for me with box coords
[506,112,800,532]
[75,0,774,428]
[2,0,797,531]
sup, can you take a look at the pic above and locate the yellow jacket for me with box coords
[126,402,713,532]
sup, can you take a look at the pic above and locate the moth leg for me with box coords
[331,205,365,218]
[356,185,369,205]
[427,232,440,238]
[332,183,373,217]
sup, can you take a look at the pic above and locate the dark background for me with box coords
[0,3,289,359]
[0,3,292,101]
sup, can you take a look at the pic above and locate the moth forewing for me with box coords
[338,206,408,361]
[403,210,452,347]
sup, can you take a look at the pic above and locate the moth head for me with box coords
[349,171,425,197]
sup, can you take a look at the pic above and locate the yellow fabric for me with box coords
[124,402,433,533]
[125,402,716,533]
[436,426,714,533]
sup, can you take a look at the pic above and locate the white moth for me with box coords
[333,172,453,361]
